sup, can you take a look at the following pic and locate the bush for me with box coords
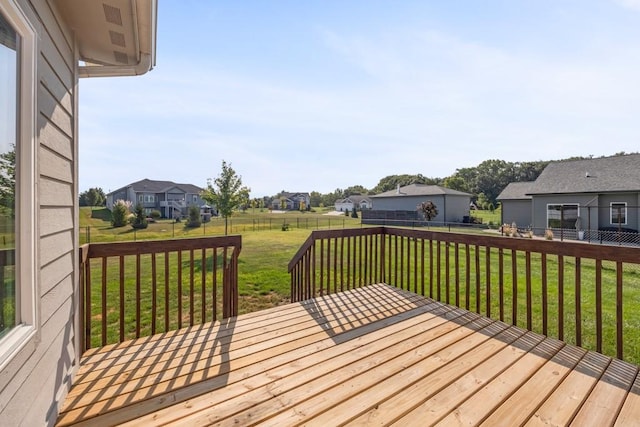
[186,204,201,228]
[351,207,358,218]
[150,210,161,219]
[345,209,350,217]
[111,200,129,227]
[131,204,148,229]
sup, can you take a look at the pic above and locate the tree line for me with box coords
[80,152,637,211]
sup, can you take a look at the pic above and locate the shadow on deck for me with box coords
[57,284,640,426]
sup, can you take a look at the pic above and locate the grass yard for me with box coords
[80,207,640,364]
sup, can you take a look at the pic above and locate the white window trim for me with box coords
[0,0,39,371]
[610,202,628,225]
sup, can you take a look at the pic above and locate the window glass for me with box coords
[0,10,17,339]
[610,202,627,225]
[547,204,579,229]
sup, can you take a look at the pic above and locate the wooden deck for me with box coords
[57,283,640,426]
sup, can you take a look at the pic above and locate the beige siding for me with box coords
[0,0,78,425]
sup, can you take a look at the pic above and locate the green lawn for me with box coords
[79,207,640,364]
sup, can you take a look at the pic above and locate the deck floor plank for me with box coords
[125,302,462,426]
[56,283,639,427]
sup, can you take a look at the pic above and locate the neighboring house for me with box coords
[335,195,373,212]
[0,1,157,425]
[272,192,311,210]
[106,178,212,219]
[496,181,536,228]
[368,184,472,223]
[499,154,640,234]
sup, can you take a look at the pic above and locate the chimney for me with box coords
[396,184,400,194]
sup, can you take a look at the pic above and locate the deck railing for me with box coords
[288,227,640,363]
[79,235,241,352]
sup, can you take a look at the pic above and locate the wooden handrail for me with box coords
[79,236,241,352]
[289,226,640,363]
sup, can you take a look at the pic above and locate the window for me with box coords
[192,195,197,203]
[144,194,155,203]
[0,0,37,365]
[547,204,579,229]
[138,194,143,203]
[610,202,627,225]
[0,9,17,340]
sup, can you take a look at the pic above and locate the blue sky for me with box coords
[79,0,640,197]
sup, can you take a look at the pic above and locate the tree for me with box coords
[131,204,148,229]
[79,187,106,207]
[344,185,368,197]
[201,160,250,235]
[351,206,358,218]
[417,201,438,224]
[0,145,16,218]
[111,199,130,227]
[186,204,201,228]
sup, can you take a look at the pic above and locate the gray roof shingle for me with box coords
[497,181,537,200]
[371,184,471,198]
[528,154,640,195]
[110,179,203,195]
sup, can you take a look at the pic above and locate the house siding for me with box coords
[0,0,78,425]
[371,194,470,223]
[501,200,532,228]
[531,194,600,233]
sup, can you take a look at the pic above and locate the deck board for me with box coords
[57,283,640,426]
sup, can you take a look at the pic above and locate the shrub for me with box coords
[111,200,129,227]
[351,207,358,218]
[150,210,161,219]
[131,204,148,229]
[345,209,350,217]
[186,204,201,228]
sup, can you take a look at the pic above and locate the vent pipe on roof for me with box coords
[396,184,400,194]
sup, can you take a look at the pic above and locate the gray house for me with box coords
[499,154,640,235]
[335,195,373,212]
[0,0,157,425]
[368,184,472,223]
[496,181,536,228]
[106,178,210,219]
[272,191,311,210]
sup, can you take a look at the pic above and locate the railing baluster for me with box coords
[436,241,442,300]
[101,257,107,346]
[558,254,564,341]
[136,253,141,338]
[213,248,218,321]
[445,242,450,304]
[164,251,169,332]
[486,247,491,317]
[119,255,124,343]
[454,243,460,306]
[177,250,183,329]
[511,249,517,326]
[541,253,547,335]
[189,249,195,326]
[201,248,207,323]
[475,245,480,313]
[358,235,363,288]
[420,238,425,296]
[151,252,157,335]
[465,243,470,311]
[525,251,532,331]
[498,248,504,322]
[617,261,623,360]
[595,259,602,353]
[575,257,581,347]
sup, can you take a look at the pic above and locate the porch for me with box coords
[56,283,640,426]
[58,227,640,425]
